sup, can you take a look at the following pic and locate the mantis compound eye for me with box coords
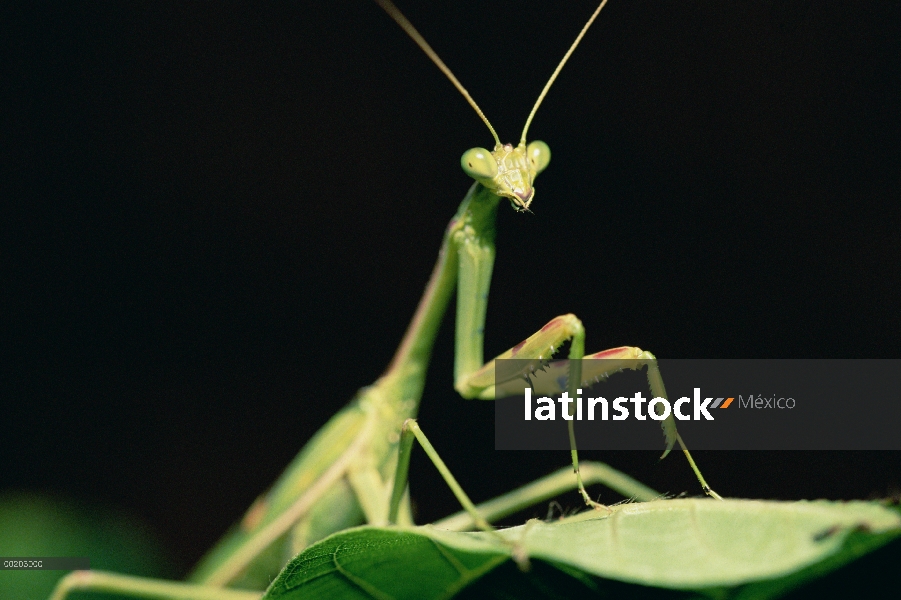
[461,147,498,181]
[526,140,551,174]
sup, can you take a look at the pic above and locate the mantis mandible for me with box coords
[50,1,720,598]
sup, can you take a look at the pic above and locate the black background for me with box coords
[3,1,900,575]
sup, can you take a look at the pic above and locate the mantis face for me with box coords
[461,140,550,211]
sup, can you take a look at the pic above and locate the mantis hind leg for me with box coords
[432,460,662,531]
[49,570,262,600]
[388,419,500,537]
[385,419,665,570]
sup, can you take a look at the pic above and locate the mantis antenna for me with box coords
[520,0,610,143]
[375,0,611,145]
[374,0,501,147]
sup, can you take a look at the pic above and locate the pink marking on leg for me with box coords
[586,346,636,359]
[541,317,563,332]
[511,340,527,356]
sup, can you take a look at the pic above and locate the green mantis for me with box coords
[47,1,727,598]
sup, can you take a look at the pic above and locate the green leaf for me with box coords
[262,499,901,599]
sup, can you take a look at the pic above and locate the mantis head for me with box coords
[377,0,608,212]
[461,141,550,212]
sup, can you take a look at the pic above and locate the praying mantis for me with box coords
[47,1,725,598]
[37,1,900,600]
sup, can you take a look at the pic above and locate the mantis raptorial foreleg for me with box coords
[457,318,723,506]
[428,177,721,509]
